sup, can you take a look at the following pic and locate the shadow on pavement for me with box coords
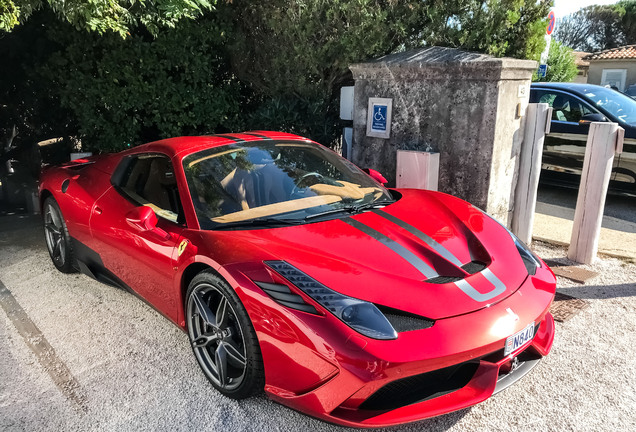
[558,283,636,301]
[0,214,45,262]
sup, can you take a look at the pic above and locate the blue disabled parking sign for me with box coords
[538,64,547,78]
[367,98,392,138]
[372,105,387,132]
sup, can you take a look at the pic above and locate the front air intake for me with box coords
[359,362,479,411]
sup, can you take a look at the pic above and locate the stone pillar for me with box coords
[350,47,536,223]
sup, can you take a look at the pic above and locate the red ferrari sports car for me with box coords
[39,131,556,427]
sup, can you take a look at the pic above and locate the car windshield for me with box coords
[182,140,393,229]
[580,86,636,126]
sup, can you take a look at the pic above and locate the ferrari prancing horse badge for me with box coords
[177,239,189,257]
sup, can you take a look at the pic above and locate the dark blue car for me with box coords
[530,82,636,195]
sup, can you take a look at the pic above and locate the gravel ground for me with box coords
[0,214,635,432]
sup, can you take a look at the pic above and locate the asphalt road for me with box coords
[1,214,635,432]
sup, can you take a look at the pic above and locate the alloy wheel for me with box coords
[187,284,248,391]
[44,201,66,267]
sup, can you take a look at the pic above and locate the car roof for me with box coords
[121,131,313,158]
[530,82,614,97]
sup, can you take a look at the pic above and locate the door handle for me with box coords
[94,206,103,215]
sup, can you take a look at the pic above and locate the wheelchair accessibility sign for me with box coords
[372,105,387,130]
[366,97,392,139]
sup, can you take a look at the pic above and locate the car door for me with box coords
[90,153,185,319]
[531,89,619,185]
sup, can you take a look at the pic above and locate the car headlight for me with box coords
[265,261,398,340]
[481,212,542,276]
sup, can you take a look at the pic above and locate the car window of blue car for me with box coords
[536,91,595,123]
[581,86,636,126]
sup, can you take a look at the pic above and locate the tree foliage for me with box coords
[427,0,550,60]
[618,0,636,44]
[227,0,551,145]
[226,0,421,144]
[2,1,554,155]
[0,0,213,36]
[533,40,578,82]
[42,14,240,152]
[554,1,636,52]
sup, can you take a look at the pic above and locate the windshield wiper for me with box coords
[212,217,303,230]
[349,200,395,213]
[303,207,356,221]
[304,200,395,221]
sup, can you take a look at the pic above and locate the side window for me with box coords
[539,91,586,123]
[579,102,595,117]
[117,154,184,224]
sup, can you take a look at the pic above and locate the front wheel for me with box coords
[43,196,76,273]
[185,271,264,399]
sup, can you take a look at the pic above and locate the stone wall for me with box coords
[349,47,536,223]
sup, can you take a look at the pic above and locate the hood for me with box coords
[217,190,529,320]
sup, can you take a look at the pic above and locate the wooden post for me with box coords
[512,103,552,245]
[568,122,625,264]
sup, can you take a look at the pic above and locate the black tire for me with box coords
[43,196,76,274]
[185,271,264,399]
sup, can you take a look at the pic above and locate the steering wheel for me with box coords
[291,172,324,196]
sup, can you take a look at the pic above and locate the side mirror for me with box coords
[579,113,606,125]
[125,206,170,240]
[363,168,388,185]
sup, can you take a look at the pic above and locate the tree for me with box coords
[41,12,241,152]
[0,0,213,36]
[618,0,636,44]
[533,40,578,82]
[554,4,628,51]
[427,0,551,60]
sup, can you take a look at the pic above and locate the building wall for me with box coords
[573,68,588,83]
[587,60,636,90]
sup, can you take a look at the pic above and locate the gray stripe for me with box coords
[373,209,464,267]
[453,268,507,302]
[342,218,439,279]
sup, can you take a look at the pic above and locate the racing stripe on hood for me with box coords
[454,268,506,302]
[342,217,439,279]
[373,209,464,267]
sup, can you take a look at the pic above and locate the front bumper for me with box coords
[257,267,556,428]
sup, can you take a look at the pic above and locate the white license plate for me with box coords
[504,323,535,356]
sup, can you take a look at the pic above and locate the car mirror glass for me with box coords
[579,113,606,125]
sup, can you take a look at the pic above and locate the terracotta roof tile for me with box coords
[584,45,636,60]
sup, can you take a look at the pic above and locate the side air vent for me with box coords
[426,275,461,284]
[254,281,318,314]
[376,305,434,332]
[461,261,487,274]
